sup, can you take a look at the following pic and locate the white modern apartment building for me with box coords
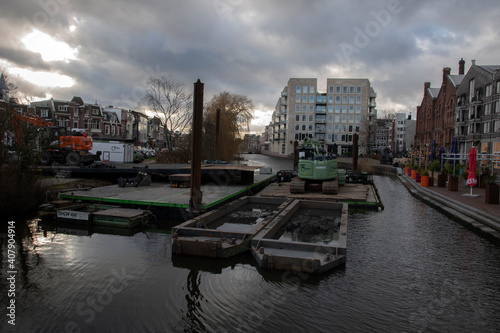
[266,78,377,156]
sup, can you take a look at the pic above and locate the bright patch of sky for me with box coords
[9,67,75,88]
[21,30,78,62]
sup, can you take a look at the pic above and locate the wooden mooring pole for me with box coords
[190,79,204,213]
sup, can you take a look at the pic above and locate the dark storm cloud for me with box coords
[2,0,500,125]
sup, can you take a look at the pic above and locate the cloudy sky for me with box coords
[1,0,500,132]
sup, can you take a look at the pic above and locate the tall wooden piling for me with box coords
[353,133,359,171]
[214,108,221,160]
[190,79,204,212]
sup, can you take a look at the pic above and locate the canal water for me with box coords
[1,154,500,332]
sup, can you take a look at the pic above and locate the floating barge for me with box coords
[39,201,153,228]
[251,200,348,274]
[171,196,292,258]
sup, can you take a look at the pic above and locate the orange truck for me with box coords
[12,112,101,166]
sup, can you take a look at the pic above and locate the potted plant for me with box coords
[484,172,499,204]
[420,169,430,187]
[445,162,459,191]
[429,160,441,187]
[437,161,447,187]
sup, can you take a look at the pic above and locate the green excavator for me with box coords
[290,138,345,194]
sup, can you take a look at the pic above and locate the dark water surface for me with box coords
[1,155,500,332]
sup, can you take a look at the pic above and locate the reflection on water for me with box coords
[1,155,500,332]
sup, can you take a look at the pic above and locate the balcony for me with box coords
[280,99,287,106]
[281,91,287,97]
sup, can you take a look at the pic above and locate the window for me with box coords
[334,134,339,142]
[310,86,315,94]
[309,124,313,131]
[328,134,332,141]
[58,105,68,112]
[303,105,308,112]
[302,115,307,121]
[302,95,308,103]
[350,86,355,94]
[357,86,362,94]
[335,96,341,103]
[469,79,475,102]
[343,86,348,94]
[335,106,340,113]
[356,96,361,104]
[105,125,110,135]
[295,124,299,130]
[329,86,334,94]
[84,119,90,129]
[92,120,100,130]
[309,95,315,103]
[296,115,300,121]
[296,105,300,112]
[355,126,360,132]
[328,124,333,132]
[485,103,491,115]
[303,86,308,94]
[342,105,347,113]
[486,84,492,97]
[341,115,347,123]
[309,105,314,112]
[328,105,333,113]
[349,96,354,104]
[328,114,333,122]
[309,115,313,122]
[73,120,78,129]
[356,106,361,114]
[296,95,301,103]
[334,115,340,123]
[483,122,490,133]
[40,109,49,117]
[92,108,100,115]
[342,96,347,104]
[496,81,500,94]
[329,96,334,103]
[336,86,341,94]
[112,126,116,136]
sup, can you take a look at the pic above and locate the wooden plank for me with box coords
[93,208,147,218]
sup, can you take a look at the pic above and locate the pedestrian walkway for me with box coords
[399,173,500,244]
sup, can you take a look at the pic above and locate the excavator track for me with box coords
[290,178,306,194]
[322,178,339,194]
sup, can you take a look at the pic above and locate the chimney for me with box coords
[443,67,451,84]
[424,82,431,93]
[459,58,465,75]
[408,113,412,120]
[471,59,476,66]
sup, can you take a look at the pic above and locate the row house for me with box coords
[455,61,500,154]
[416,59,465,149]
[147,116,164,148]
[415,58,500,156]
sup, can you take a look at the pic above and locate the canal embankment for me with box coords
[399,173,500,244]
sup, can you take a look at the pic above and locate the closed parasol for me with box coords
[464,146,478,197]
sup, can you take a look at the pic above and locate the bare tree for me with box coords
[142,75,192,150]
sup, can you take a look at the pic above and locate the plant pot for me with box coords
[421,175,429,187]
[405,167,409,175]
[437,173,447,187]
[407,168,412,177]
[448,176,458,191]
[428,177,434,187]
[411,170,417,179]
[485,184,499,204]
[478,175,485,188]
[416,173,421,183]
